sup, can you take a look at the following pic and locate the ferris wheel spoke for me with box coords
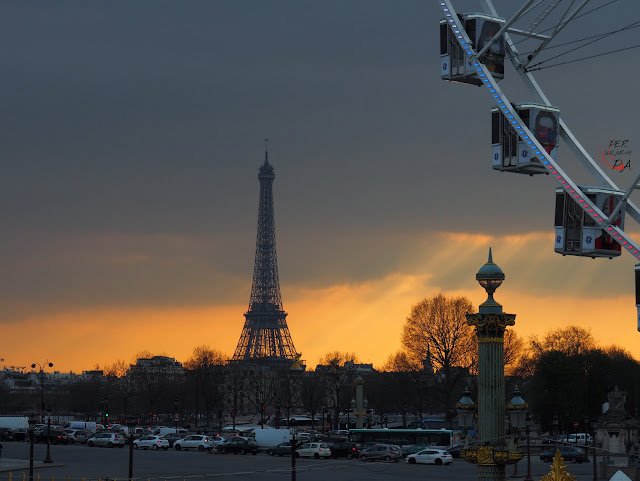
[439,0,640,260]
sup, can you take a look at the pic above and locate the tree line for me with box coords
[2,294,638,435]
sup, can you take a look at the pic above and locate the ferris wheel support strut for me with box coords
[480,0,640,226]
[439,0,640,261]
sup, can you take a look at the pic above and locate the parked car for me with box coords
[12,428,28,442]
[217,438,259,455]
[447,444,466,458]
[406,448,453,465]
[134,435,170,450]
[540,445,589,463]
[0,428,14,441]
[296,442,332,459]
[359,444,402,462]
[328,441,361,459]
[267,442,295,456]
[63,429,88,444]
[174,434,214,452]
[35,430,70,445]
[87,432,126,448]
[210,435,227,447]
[161,432,183,448]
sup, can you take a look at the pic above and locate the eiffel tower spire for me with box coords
[232,141,298,366]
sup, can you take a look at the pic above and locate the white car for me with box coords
[133,435,170,450]
[406,448,453,465]
[174,434,214,451]
[296,442,331,459]
[87,432,126,448]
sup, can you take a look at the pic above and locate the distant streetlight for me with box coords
[31,361,53,463]
[31,361,53,422]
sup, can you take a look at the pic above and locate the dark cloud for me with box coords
[0,0,639,319]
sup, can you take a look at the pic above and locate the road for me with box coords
[0,441,603,481]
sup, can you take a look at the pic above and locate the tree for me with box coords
[400,294,475,425]
[382,350,431,422]
[245,366,279,428]
[401,294,475,371]
[317,351,358,430]
[129,351,180,423]
[536,325,597,357]
[301,372,325,430]
[513,325,598,378]
[503,329,525,377]
[184,346,227,428]
[104,360,135,417]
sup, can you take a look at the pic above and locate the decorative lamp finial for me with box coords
[475,247,505,313]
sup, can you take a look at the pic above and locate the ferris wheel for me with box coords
[437,0,640,325]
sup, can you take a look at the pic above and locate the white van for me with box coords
[154,427,188,437]
[63,422,98,434]
[251,428,292,449]
[565,433,591,445]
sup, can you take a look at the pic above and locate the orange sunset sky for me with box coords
[3,1,640,374]
[4,231,640,373]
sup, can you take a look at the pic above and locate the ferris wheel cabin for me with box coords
[554,186,626,259]
[491,103,559,175]
[440,13,505,86]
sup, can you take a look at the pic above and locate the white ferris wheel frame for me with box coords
[438,0,640,261]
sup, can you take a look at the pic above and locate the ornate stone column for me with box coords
[463,248,522,481]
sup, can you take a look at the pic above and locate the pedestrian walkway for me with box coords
[0,458,64,473]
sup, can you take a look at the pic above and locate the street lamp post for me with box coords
[553,414,559,454]
[127,418,136,481]
[31,361,53,423]
[44,408,53,463]
[32,361,54,464]
[174,398,179,434]
[456,387,475,450]
[321,403,326,434]
[276,403,281,430]
[507,387,527,478]
[28,418,35,481]
[585,417,598,481]
[524,415,534,481]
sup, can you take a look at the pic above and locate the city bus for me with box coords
[348,428,454,456]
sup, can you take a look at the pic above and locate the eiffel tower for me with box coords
[232,142,298,368]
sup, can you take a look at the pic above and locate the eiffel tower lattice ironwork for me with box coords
[232,144,298,366]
